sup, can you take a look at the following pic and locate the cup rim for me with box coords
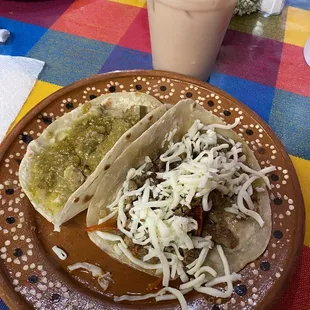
[147,0,237,12]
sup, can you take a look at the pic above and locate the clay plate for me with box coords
[0,70,305,310]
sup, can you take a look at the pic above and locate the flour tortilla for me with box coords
[19,92,170,230]
[87,99,272,277]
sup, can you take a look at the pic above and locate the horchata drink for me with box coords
[147,0,237,80]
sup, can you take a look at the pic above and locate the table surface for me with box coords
[0,0,309,309]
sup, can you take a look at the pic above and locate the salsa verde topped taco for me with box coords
[19,92,170,230]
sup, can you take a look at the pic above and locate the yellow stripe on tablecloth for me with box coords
[290,155,310,247]
[108,0,146,8]
[284,6,310,47]
[10,80,62,130]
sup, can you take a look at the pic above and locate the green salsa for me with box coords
[28,104,142,215]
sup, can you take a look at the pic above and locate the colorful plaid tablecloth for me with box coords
[0,0,309,309]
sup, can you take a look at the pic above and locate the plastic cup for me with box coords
[147,0,237,80]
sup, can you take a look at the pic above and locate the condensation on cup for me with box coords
[147,0,237,81]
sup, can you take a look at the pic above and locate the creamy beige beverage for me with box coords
[147,0,237,80]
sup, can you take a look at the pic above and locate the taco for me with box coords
[19,92,170,230]
[86,99,275,306]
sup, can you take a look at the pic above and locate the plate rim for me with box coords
[0,69,305,310]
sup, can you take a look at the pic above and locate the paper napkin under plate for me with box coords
[0,55,45,143]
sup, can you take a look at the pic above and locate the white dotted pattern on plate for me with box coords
[0,75,297,310]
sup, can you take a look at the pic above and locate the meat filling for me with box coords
[124,236,159,264]
[173,190,239,249]
[118,153,252,256]
[181,248,201,265]
[203,190,239,249]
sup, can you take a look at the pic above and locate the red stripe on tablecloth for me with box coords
[275,245,310,310]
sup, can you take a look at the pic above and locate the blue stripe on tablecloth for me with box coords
[26,29,115,86]
[0,17,47,56]
[99,45,152,73]
[209,71,275,123]
[0,300,9,310]
[269,89,310,160]
[287,0,310,10]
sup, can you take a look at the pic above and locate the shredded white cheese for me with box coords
[52,246,67,260]
[67,262,113,292]
[98,272,113,291]
[98,209,117,225]
[179,274,206,290]
[97,118,275,309]
[96,231,128,249]
[114,292,161,302]
[194,266,217,278]
[67,262,103,277]
[114,287,187,310]
[155,288,192,302]
[118,243,162,270]
[158,287,188,310]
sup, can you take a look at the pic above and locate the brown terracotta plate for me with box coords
[0,70,305,310]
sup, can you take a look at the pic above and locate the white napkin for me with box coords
[0,55,45,142]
